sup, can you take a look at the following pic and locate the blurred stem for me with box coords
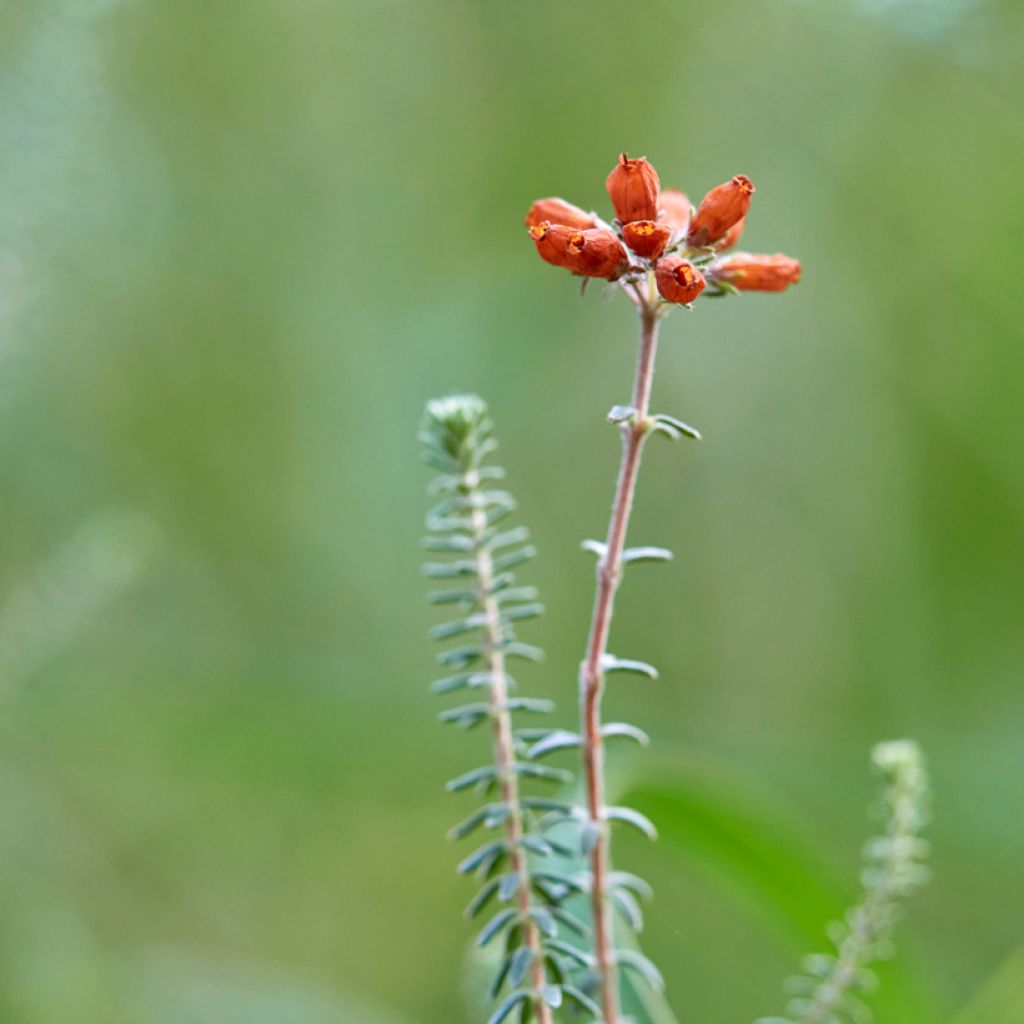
[580,302,661,1024]
[468,476,552,1024]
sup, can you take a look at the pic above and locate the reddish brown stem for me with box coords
[469,481,552,1024]
[580,303,661,1023]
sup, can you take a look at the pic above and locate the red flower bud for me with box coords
[605,153,660,224]
[687,175,755,248]
[524,197,596,231]
[565,228,630,280]
[655,255,706,304]
[528,221,578,269]
[622,220,671,261]
[657,189,691,238]
[714,252,801,292]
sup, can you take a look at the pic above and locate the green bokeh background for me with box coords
[1,1,1022,1022]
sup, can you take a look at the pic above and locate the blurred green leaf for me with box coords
[950,945,1024,1024]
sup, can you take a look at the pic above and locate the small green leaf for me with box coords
[493,545,537,570]
[609,871,654,901]
[503,641,544,662]
[504,697,555,715]
[501,602,545,623]
[519,835,554,857]
[581,538,607,558]
[608,404,636,424]
[430,614,486,640]
[446,765,497,793]
[622,545,673,563]
[602,654,659,679]
[651,412,701,440]
[485,991,530,1024]
[477,908,518,947]
[422,559,477,578]
[579,820,602,856]
[605,805,658,839]
[514,762,572,784]
[459,840,507,876]
[528,730,583,759]
[421,534,475,553]
[562,985,602,1017]
[615,948,664,991]
[437,644,484,667]
[542,984,563,1008]
[602,722,650,746]
[437,702,491,728]
[612,886,645,931]
[529,906,558,937]
[545,939,593,969]
[507,946,535,989]
[465,878,500,919]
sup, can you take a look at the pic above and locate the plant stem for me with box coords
[469,478,552,1024]
[580,303,661,1023]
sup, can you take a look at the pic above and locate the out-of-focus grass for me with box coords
[1,1,1022,1021]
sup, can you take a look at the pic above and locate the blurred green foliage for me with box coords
[1,1,1022,1021]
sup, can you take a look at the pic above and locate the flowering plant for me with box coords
[419,153,929,1024]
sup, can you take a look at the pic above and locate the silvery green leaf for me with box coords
[622,545,673,563]
[602,654,659,679]
[651,412,701,440]
[602,722,650,745]
[528,730,583,759]
[604,805,658,839]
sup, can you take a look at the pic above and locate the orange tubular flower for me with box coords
[714,253,801,292]
[622,220,671,261]
[688,175,755,248]
[655,255,706,304]
[658,189,691,239]
[524,197,596,231]
[528,221,578,269]
[565,228,630,280]
[605,153,660,224]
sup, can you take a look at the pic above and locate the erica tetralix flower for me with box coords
[605,153,660,224]
[524,197,596,231]
[565,228,630,280]
[688,175,755,248]
[622,220,671,260]
[528,221,578,269]
[655,255,706,304]
[713,253,802,291]
[657,189,691,239]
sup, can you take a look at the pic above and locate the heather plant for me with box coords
[420,153,931,1024]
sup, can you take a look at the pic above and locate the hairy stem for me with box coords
[469,476,552,1024]
[580,303,661,1023]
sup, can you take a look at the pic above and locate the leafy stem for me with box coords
[580,299,662,1023]
[467,471,553,1024]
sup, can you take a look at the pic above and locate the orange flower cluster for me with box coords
[525,153,801,305]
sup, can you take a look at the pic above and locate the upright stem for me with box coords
[469,481,552,1024]
[580,304,661,1023]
